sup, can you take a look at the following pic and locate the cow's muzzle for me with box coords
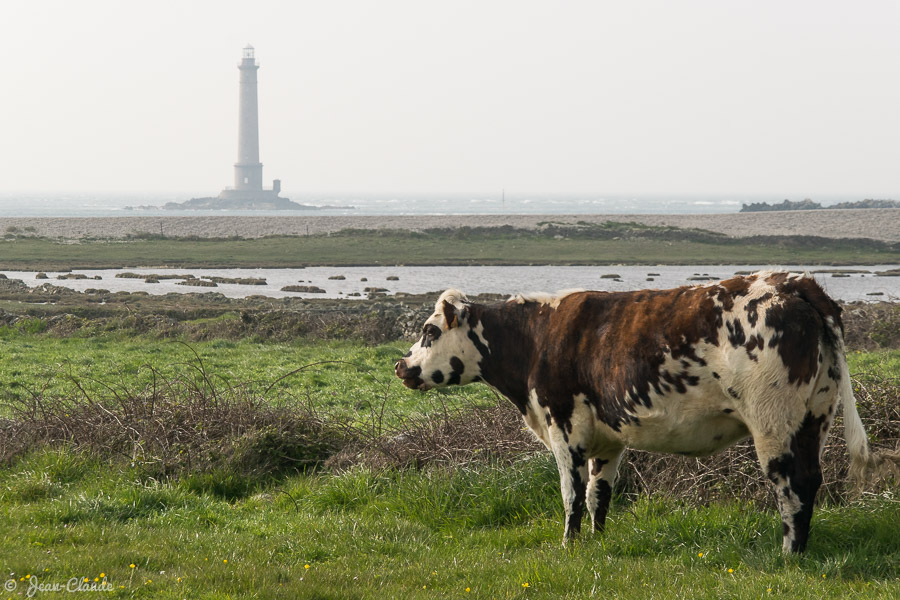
[394,359,427,390]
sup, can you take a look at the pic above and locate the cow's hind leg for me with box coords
[549,429,590,546]
[586,448,624,533]
[755,412,826,553]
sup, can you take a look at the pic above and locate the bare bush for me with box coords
[1,358,897,507]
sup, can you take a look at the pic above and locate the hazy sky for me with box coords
[3,0,899,197]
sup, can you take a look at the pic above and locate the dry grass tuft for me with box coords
[2,357,897,506]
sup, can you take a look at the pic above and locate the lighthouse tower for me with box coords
[216,44,286,205]
[234,44,262,191]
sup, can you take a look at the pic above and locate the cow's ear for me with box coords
[442,300,459,329]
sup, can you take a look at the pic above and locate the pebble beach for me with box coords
[1,208,898,242]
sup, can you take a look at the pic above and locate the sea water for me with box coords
[3,266,897,303]
[0,192,870,217]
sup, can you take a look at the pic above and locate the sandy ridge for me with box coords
[1,209,898,242]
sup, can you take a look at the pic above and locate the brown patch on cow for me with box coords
[526,285,723,431]
[442,300,459,329]
[765,272,790,286]
[712,275,753,312]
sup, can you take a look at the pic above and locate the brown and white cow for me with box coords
[395,271,897,553]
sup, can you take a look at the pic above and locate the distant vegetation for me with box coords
[741,198,900,212]
[1,221,898,269]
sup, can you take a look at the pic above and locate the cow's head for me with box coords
[394,289,488,390]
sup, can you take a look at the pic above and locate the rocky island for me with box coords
[741,198,899,212]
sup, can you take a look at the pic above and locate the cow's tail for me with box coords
[833,329,900,489]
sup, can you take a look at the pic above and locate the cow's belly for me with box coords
[619,412,750,457]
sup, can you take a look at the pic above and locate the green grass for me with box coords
[2,227,898,269]
[848,348,900,377]
[1,450,898,599]
[0,333,495,423]
[1,335,898,598]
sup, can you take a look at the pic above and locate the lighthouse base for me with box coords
[165,189,308,211]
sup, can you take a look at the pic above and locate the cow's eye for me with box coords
[421,324,442,347]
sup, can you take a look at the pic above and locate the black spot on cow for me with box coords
[712,372,721,379]
[467,329,490,359]
[728,387,740,399]
[827,365,841,382]
[660,369,699,395]
[447,356,465,385]
[744,292,772,327]
[744,333,765,362]
[765,412,826,552]
[726,319,746,347]
[565,446,588,537]
[591,479,613,532]
[431,370,444,384]
[722,408,734,414]
[763,279,841,386]
[570,445,587,469]
[817,386,830,395]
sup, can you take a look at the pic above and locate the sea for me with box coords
[0,191,869,217]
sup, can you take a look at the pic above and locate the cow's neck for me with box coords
[470,300,548,414]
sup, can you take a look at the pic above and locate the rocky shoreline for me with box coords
[1,208,898,242]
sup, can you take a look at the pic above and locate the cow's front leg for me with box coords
[550,428,589,546]
[586,448,624,533]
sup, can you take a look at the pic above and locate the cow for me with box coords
[395,271,898,553]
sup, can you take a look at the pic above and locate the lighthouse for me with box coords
[215,44,287,205]
[234,44,262,191]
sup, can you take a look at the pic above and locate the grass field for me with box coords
[1,332,899,598]
[1,225,899,270]
[3,450,899,599]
